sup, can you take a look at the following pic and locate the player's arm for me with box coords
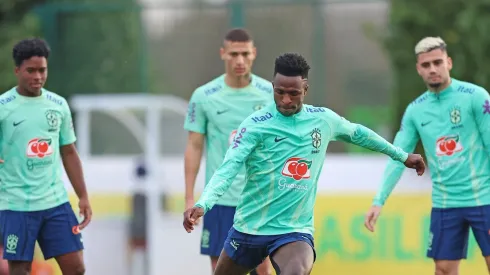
[372,107,420,206]
[472,88,490,155]
[183,91,207,209]
[59,100,92,229]
[330,110,410,163]
[194,121,259,214]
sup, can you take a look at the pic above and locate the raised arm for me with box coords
[331,111,409,163]
[472,88,490,156]
[372,106,420,206]
[194,121,260,214]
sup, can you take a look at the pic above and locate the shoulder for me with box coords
[452,79,487,95]
[0,88,18,106]
[43,89,69,107]
[191,75,226,101]
[251,74,273,94]
[241,104,275,127]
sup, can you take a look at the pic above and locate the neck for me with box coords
[16,86,41,97]
[428,78,451,93]
[225,73,251,88]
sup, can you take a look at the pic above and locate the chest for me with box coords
[413,99,475,150]
[260,119,330,156]
[2,104,64,139]
[205,94,271,129]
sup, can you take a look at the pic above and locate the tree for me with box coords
[0,0,46,93]
[384,0,490,144]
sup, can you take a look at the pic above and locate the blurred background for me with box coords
[1,0,490,274]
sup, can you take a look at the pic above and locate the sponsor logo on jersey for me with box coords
[483,100,490,115]
[229,130,237,145]
[281,157,312,180]
[436,135,463,156]
[251,112,273,123]
[0,95,16,105]
[232,128,247,149]
[305,107,326,113]
[26,138,53,158]
[187,102,196,123]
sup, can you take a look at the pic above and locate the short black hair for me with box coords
[224,28,253,42]
[274,53,310,79]
[12,38,51,67]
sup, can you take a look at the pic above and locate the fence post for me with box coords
[228,0,245,27]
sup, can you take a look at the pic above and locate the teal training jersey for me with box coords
[373,79,490,208]
[184,74,274,207]
[0,87,75,211]
[195,103,409,235]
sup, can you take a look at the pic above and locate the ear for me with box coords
[14,66,19,76]
[304,83,309,96]
[447,56,453,71]
[220,47,225,60]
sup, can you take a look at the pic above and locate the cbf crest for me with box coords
[311,128,321,154]
[45,109,61,132]
[449,106,461,125]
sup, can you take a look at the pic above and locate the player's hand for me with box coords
[364,205,382,232]
[403,153,425,176]
[185,197,201,226]
[183,206,204,233]
[0,158,4,163]
[78,197,93,230]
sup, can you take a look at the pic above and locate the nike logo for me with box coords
[421,121,432,127]
[216,109,229,115]
[13,120,25,127]
[274,136,287,142]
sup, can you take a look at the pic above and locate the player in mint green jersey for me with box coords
[0,38,91,275]
[183,53,425,275]
[183,28,273,274]
[364,37,490,275]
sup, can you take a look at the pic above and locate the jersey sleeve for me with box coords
[195,119,260,213]
[372,106,420,206]
[59,100,77,146]
[183,89,207,134]
[472,88,490,156]
[328,110,409,162]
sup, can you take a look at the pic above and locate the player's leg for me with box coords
[252,256,273,275]
[215,227,269,275]
[0,210,42,275]
[465,205,490,274]
[268,232,315,275]
[37,202,84,275]
[427,207,468,275]
[200,205,235,271]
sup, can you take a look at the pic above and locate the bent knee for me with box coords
[281,264,312,275]
[435,260,459,275]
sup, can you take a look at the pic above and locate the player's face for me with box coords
[220,41,256,77]
[15,56,47,95]
[416,49,452,90]
[272,73,308,116]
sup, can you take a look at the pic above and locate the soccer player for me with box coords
[0,38,91,275]
[364,37,490,275]
[183,28,274,274]
[183,52,425,275]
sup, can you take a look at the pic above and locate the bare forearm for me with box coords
[184,146,202,200]
[62,152,88,199]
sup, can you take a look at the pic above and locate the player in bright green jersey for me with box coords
[0,38,91,275]
[183,28,273,274]
[183,53,425,275]
[364,37,490,275]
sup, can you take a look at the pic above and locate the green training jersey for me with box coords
[195,103,408,235]
[373,79,490,208]
[0,87,76,211]
[184,74,274,207]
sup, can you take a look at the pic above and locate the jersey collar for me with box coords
[273,104,305,121]
[428,78,456,100]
